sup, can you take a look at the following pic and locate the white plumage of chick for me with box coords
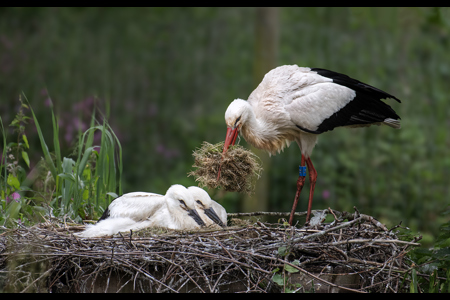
[75,184,205,237]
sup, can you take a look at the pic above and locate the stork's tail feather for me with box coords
[383,118,401,129]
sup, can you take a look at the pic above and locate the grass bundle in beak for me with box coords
[188,141,263,195]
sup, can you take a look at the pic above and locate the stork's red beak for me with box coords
[223,127,239,154]
[217,127,239,180]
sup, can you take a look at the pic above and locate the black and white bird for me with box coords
[75,184,206,237]
[188,186,227,228]
[220,65,401,225]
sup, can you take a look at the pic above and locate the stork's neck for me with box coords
[240,102,293,155]
[170,211,185,228]
[241,106,275,151]
[165,201,184,227]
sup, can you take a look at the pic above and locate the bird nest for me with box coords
[188,141,263,194]
[0,208,421,293]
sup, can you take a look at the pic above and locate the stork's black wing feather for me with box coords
[97,206,110,223]
[307,68,401,134]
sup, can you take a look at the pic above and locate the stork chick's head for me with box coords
[165,184,205,227]
[188,186,226,228]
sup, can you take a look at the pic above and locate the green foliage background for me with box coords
[0,7,449,244]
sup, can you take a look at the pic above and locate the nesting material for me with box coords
[188,141,263,194]
[0,209,422,293]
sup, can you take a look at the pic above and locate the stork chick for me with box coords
[188,186,227,228]
[75,184,205,237]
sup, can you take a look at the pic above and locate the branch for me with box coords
[227,211,306,218]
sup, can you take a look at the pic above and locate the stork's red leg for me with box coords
[289,155,306,225]
[304,157,317,225]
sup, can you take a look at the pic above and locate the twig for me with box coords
[329,239,421,247]
[228,211,306,218]
[20,267,53,293]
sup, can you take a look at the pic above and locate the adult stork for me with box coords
[220,65,401,226]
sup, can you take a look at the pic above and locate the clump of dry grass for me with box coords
[188,141,263,194]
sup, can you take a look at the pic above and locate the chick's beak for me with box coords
[188,209,206,227]
[204,207,226,228]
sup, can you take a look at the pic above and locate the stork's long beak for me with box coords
[217,127,239,180]
[188,209,206,227]
[223,127,239,154]
[204,207,226,228]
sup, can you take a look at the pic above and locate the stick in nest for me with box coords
[188,141,263,195]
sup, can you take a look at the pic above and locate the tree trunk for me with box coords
[242,7,279,217]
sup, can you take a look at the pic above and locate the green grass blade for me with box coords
[60,157,75,214]
[85,109,96,149]
[22,93,57,181]
[76,118,96,169]
[107,121,123,196]
[77,146,95,178]
[0,116,7,195]
[50,98,63,194]
[410,268,418,293]
[93,123,108,209]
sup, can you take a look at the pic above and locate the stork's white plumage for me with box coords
[188,186,227,228]
[75,185,206,237]
[103,186,225,228]
[100,191,165,222]
[220,65,401,225]
[74,217,152,238]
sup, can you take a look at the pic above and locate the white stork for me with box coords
[220,65,401,226]
[188,186,228,227]
[75,184,205,237]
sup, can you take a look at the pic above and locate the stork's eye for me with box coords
[196,200,205,208]
[234,116,241,127]
[178,199,186,206]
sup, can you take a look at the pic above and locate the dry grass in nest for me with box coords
[188,141,263,194]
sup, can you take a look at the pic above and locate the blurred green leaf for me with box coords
[7,174,20,190]
[82,189,89,200]
[284,260,300,273]
[58,173,75,182]
[106,192,118,199]
[6,200,21,221]
[272,273,284,286]
[22,134,29,149]
[21,151,30,168]
[278,246,288,256]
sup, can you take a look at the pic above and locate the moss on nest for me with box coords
[188,141,263,194]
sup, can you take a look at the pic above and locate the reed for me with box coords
[1,94,123,225]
